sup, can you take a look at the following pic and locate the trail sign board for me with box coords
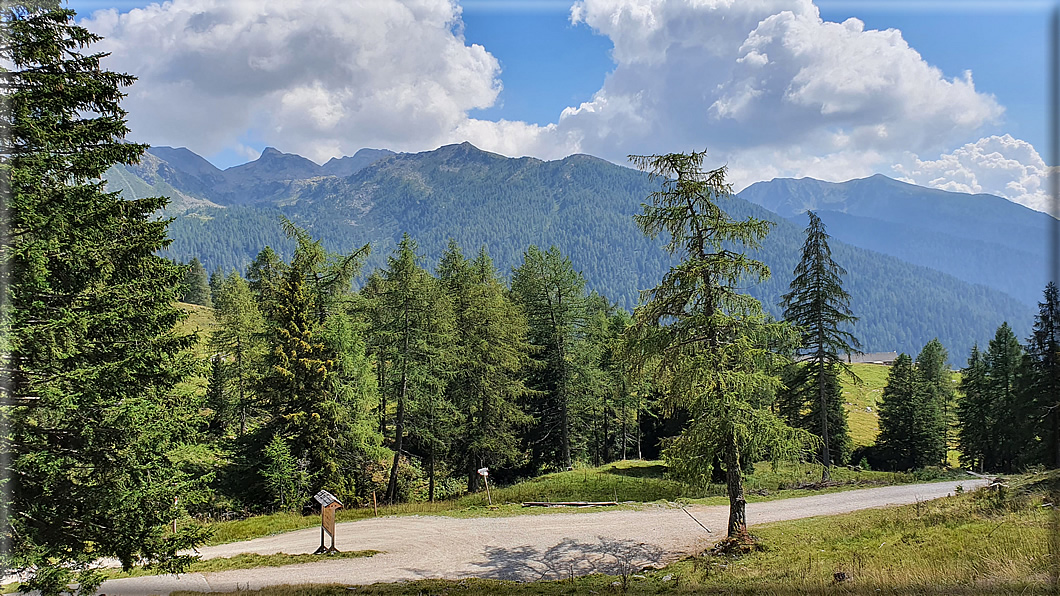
[313,490,343,554]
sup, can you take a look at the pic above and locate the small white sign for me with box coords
[477,467,489,477]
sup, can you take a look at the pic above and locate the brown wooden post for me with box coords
[313,490,343,554]
[478,467,492,506]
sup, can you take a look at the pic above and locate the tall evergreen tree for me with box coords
[1027,282,1060,467]
[0,4,208,593]
[876,347,945,471]
[778,211,860,480]
[211,271,265,436]
[915,338,953,466]
[511,245,589,470]
[375,234,452,503]
[984,322,1030,472]
[438,242,533,492]
[957,345,991,471]
[876,354,919,470]
[624,151,813,540]
[181,257,212,306]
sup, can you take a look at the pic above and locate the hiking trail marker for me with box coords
[313,489,342,554]
[478,467,492,506]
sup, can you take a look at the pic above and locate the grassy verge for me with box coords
[171,471,1060,595]
[1,551,380,594]
[200,459,961,546]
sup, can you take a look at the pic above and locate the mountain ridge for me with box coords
[106,142,1039,356]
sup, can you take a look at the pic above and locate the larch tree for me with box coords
[211,271,265,436]
[778,211,860,480]
[511,245,588,471]
[438,242,533,492]
[0,3,208,593]
[375,234,452,503]
[624,151,814,541]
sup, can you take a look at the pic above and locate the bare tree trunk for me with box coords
[386,326,409,504]
[621,397,628,461]
[819,358,832,482]
[636,407,642,460]
[428,448,435,502]
[724,440,748,539]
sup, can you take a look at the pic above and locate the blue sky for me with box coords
[76,0,1053,213]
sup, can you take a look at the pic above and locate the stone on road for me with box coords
[97,479,983,595]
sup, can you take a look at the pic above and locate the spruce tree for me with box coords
[0,4,208,593]
[876,347,946,471]
[181,257,212,306]
[1027,282,1060,467]
[257,224,375,502]
[876,354,919,470]
[624,151,814,540]
[779,211,860,480]
[984,322,1030,472]
[914,338,953,466]
[957,345,991,471]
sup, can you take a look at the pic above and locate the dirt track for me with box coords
[95,479,985,595]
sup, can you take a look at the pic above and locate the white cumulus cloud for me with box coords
[893,135,1054,215]
[560,0,1003,172]
[81,0,506,163]
[81,0,1033,203]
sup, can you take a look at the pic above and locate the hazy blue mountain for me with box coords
[738,175,1052,306]
[107,144,396,208]
[137,142,1035,357]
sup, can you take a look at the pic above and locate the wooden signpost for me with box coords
[478,467,492,506]
[313,489,343,555]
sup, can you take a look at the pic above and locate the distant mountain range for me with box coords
[739,175,1051,308]
[106,143,1048,358]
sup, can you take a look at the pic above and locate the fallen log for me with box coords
[521,501,619,507]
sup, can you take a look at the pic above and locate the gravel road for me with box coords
[96,479,985,595]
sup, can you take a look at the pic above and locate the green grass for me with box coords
[175,301,218,358]
[841,363,891,448]
[199,460,959,546]
[170,471,1060,595]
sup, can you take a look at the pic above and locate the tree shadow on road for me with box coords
[469,536,666,582]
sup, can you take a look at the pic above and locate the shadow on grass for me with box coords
[603,463,668,479]
[452,537,667,582]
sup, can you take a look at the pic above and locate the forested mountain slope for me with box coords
[107,143,1034,356]
[738,175,1051,308]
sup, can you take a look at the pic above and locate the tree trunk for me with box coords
[819,361,831,482]
[386,356,408,504]
[724,440,748,539]
[818,349,832,482]
[236,337,246,436]
[428,448,436,502]
[621,397,628,461]
[636,407,642,460]
[558,347,571,469]
[1053,407,1060,469]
